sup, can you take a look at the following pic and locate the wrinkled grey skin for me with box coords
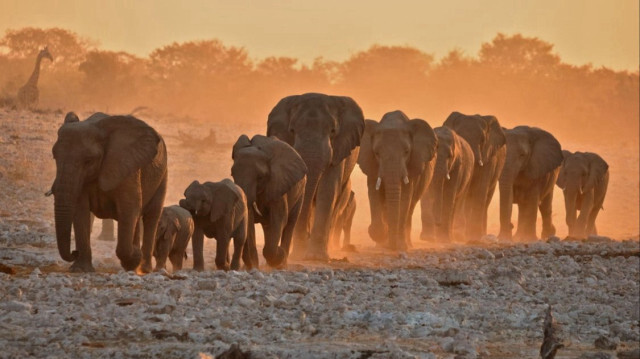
[358,111,437,250]
[179,179,249,271]
[443,112,506,241]
[498,126,563,241]
[153,205,194,272]
[232,134,307,268]
[267,93,365,261]
[329,189,356,252]
[556,150,609,239]
[51,111,167,273]
[421,126,475,242]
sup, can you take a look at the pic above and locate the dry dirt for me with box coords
[0,108,638,358]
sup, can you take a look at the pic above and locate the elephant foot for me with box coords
[70,261,95,273]
[541,224,556,239]
[497,231,513,241]
[138,261,153,274]
[341,244,357,253]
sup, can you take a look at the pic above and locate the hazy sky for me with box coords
[1,0,638,71]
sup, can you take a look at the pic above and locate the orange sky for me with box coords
[1,0,638,71]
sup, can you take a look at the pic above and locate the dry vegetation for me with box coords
[0,27,638,358]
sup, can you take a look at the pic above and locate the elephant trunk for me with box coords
[432,158,449,226]
[263,239,286,267]
[53,183,79,262]
[292,143,330,251]
[384,176,403,249]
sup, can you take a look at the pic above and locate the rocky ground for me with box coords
[0,108,639,358]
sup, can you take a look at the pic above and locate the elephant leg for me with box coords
[576,190,595,239]
[279,198,303,262]
[192,226,205,271]
[401,181,416,249]
[98,219,115,241]
[342,206,355,251]
[264,219,287,268]
[242,221,259,270]
[452,195,467,242]
[420,190,436,241]
[539,193,556,239]
[140,184,166,274]
[515,199,538,241]
[115,210,141,271]
[305,170,342,261]
[215,237,231,271]
[367,176,388,244]
[230,225,246,271]
[438,183,457,242]
[154,232,173,272]
[70,197,94,272]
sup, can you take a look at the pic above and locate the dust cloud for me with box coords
[1,28,637,244]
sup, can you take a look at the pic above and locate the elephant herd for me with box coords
[47,93,609,273]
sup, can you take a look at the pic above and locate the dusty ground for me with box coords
[0,108,639,358]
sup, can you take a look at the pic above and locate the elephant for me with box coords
[421,126,475,242]
[498,126,563,241]
[179,179,251,271]
[443,111,506,241]
[329,189,356,252]
[556,150,609,239]
[50,111,167,272]
[267,93,365,261]
[231,134,307,268]
[153,205,194,272]
[47,113,117,243]
[358,111,437,250]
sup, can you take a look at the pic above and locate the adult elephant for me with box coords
[556,150,609,239]
[231,134,307,268]
[443,112,506,241]
[358,111,437,250]
[267,93,365,261]
[47,112,118,243]
[421,126,474,242]
[498,126,563,241]
[51,112,167,272]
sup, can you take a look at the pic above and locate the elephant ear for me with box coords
[267,95,297,145]
[524,127,563,180]
[232,134,252,160]
[484,115,506,156]
[583,153,609,192]
[330,96,365,166]
[97,115,161,192]
[556,150,572,189]
[408,119,437,177]
[357,119,380,177]
[251,135,308,203]
[64,112,79,124]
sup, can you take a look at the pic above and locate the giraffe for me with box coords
[17,46,53,110]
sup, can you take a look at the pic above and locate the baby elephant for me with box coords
[556,150,609,240]
[153,205,194,272]
[179,179,251,271]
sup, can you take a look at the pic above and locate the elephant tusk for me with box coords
[478,159,484,167]
[252,202,263,217]
[375,177,382,191]
[44,190,53,197]
[403,176,410,185]
[446,173,451,180]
